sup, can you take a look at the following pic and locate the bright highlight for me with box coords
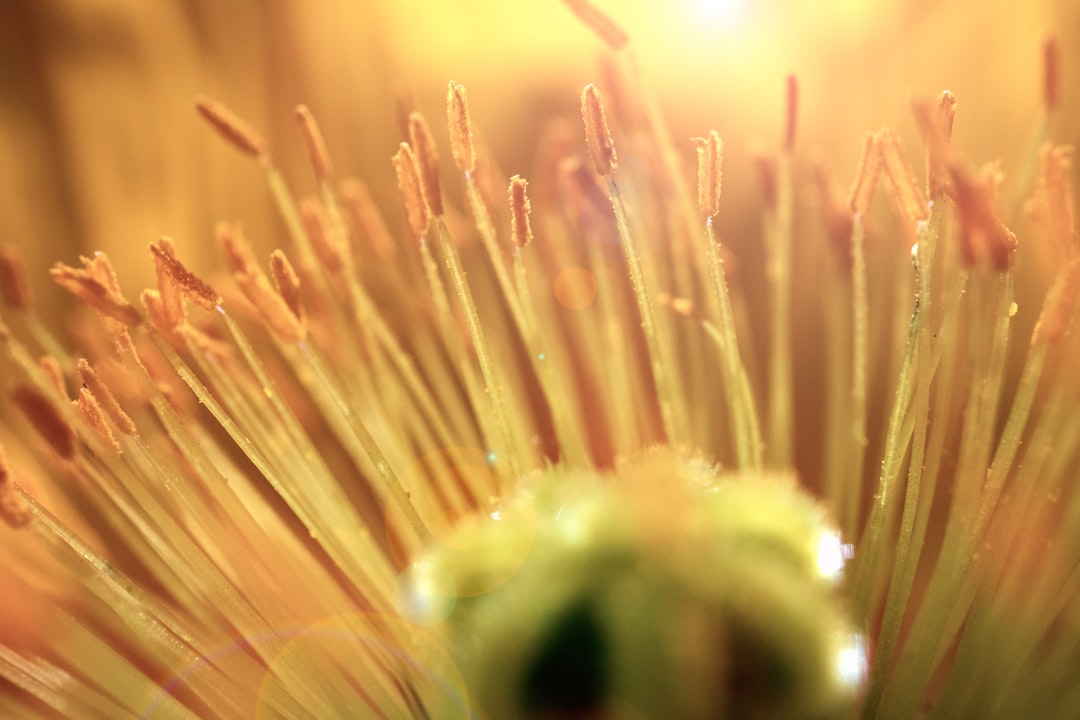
[697,0,742,24]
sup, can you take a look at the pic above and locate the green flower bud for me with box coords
[419,448,866,719]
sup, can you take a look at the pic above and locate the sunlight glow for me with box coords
[697,0,743,24]
[817,532,852,581]
[837,634,870,689]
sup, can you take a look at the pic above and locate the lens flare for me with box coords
[697,0,742,24]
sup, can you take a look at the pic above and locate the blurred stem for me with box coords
[845,216,869,536]
[765,154,794,467]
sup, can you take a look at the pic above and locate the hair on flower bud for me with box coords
[295,104,334,185]
[149,239,222,311]
[562,0,629,49]
[12,383,77,460]
[408,111,444,217]
[693,131,724,217]
[434,451,861,719]
[0,245,32,312]
[194,95,267,160]
[76,359,136,435]
[508,175,533,249]
[1032,256,1080,345]
[50,256,141,327]
[393,142,432,237]
[447,82,476,175]
[581,84,617,176]
[877,127,929,223]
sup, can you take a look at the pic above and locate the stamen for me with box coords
[877,127,929,223]
[115,329,187,411]
[692,131,723,217]
[596,53,633,128]
[74,388,121,455]
[937,91,958,140]
[1027,144,1075,261]
[50,259,141,327]
[948,160,1017,270]
[194,95,268,159]
[393,143,432,237]
[913,91,957,201]
[755,152,778,208]
[177,323,234,358]
[447,82,476,174]
[0,442,30,529]
[39,355,67,399]
[295,105,334,184]
[409,112,444,217]
[395,89,417,140]
[11,383,77,460]
[557,157,614,242]
[1044,36,1060,112]
[84,253,125,294]
[141,289,185,348]
[1032,256,1080,346]
[76,358,137,435]
[846,133,881,213]
[219,222,257,275]
[0,245,32,311]
[301,198,345,276]
[270,250,305,326]
[582,84,618,177]
[150,236,186,332]
[562,0,629,49]
[340,178,397,260]
[508,175,533,249]
[149,240,222,311]
[217,224,305,344]
[783,74,799,153]
[812,157,854,261]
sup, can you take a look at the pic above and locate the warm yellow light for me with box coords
[817,532,852,581]
[837,633,870,689]
[697,0,742,24]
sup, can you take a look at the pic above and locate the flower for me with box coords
[1,1,1079,718]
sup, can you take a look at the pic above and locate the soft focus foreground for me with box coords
[1,1,1079,718]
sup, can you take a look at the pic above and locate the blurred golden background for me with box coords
[0,0,1076,322]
